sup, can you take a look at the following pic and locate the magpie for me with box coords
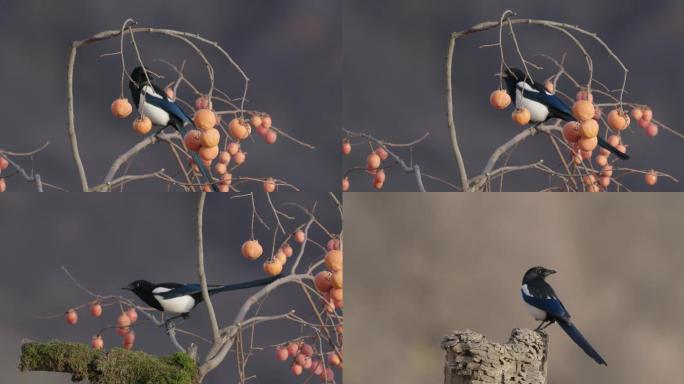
[123,274,283,316]
[521,266,607,365]
[499,68,629,160]
[128,66,219,191]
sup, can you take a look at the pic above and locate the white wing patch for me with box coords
[152,287,195,314]
[139,85,170,126]
[515,82,549,122]
[521,284,532,297]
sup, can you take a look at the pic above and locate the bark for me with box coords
[441,328,548,384]
[19,340,199,384]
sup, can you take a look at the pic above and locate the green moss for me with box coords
[20,341,198,384]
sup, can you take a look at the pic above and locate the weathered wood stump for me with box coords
[441,328,548,384]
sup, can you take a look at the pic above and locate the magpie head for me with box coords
[501,68,526,82]
[523,266,556,282]
[123,279,154,294]
[130,66,152,86]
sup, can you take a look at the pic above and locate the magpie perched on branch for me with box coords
[499,68,629,160]
[128,66,219,191]
[123,274,284,316]
[521,266,607,365]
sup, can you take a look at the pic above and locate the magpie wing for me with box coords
[156,283,223,300]
[144,85,192,124]
[521,289,572,322]
[517,83,575,121]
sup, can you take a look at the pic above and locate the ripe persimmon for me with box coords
[366,153,381,170]
[325,250,343,271]
[126,308,138,323]
[645,170,658,186]
[123,330,135,350]
[572,100,595,121]
[229,118,250,140]
[332,270,343,289]
[544,81,554,93]
[342,140,351,155]
[90,303,102,317]
[265,130,277,144]
[511,108,531,125]
[578,119,599,138]
[241,240,263,260]
[262,115,273,130]
[489,89,511,109]
[214,162,227,175]
[375,147,389,161]
[65,309,78,325]
[631,108,643,120]
[641,107,653,122]
[291,364,303,376]
[194,109,217,130]
[263,177,276,193]
[595,154,608,167]
[227,142,240,155]
[314,271,333,292]
[607,109,628,131]
[578,136,598,151]
[646,123,658,137]
[0,156,8,169]
[183,130,202,152]
[294,230,305,243]
[342,177,349,191]
[562,122,580,143]
[195,95,212,110]
[276,347,289,361]
[111,98,133,118]
[250,115,262,128]
[263,260,283,276]
[92,335,104,350]
[132,116,152,135]
[233,151,246,165]
[199,145,219,161]
[200,128,220,148]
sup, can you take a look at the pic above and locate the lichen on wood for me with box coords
[441,328,548,384]
[19,340,199,384]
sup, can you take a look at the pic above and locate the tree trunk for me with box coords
[441,328,548,384]
[19,340,199,384]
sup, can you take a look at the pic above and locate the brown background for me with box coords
[345,193,684,383]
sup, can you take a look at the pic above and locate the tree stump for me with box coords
[441,328,548,384]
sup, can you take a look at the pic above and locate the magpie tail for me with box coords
[210,274,285,294]
[557,320,607,366]
[597,135,629,160]
[172,122,219,192]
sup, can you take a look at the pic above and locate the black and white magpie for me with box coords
[500,68,629,160]
[123,274,283,316]
[521,266,607,365]
[128,66,219,191]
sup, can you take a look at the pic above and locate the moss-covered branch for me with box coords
[19,341,199,384]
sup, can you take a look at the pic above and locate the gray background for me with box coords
[345,193,684,383]
[0,193,342,383]
[344,0,684,191]
[0,0,340,192]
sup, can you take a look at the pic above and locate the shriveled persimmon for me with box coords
[263,260,283,276]
[325,250,343,271]
[200,128,221,148]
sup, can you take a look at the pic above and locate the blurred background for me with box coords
[344,0,684,191]
[0,0,341,191]
[0,193,342,383]
[345,193,684,383]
